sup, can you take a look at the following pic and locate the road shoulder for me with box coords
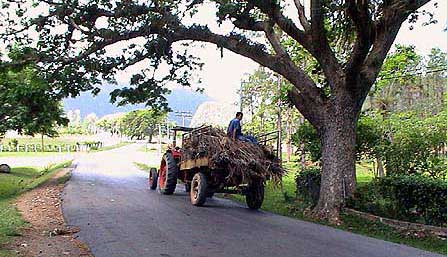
[5,167,93,257]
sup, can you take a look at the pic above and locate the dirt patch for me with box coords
[5,168,92,257]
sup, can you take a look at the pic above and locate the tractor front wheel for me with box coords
[190,172,207,206]
[246,179,264,210]
[149,168,158,190]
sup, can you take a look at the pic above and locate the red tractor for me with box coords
[148,126,280,209]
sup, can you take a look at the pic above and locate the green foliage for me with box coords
[349,175,447,226]
[120,109,167,140]
[295,166,321,206]
[240,67,301,151]
[382,112,447,179]
[292,121,320,162]
[294,110,447,179]
[370,46,447,115]
[0,47,68,137]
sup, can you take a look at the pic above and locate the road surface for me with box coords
[62,144,445,257]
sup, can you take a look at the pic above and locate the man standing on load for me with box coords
[227,112,258,144]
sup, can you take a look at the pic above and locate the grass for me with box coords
[89,142,131,152]
[339,214,447,254]
[2,136,79,146]
[231,158,447,255]
[133,162,151,173]
[0,161,72,256]
[138,144,158,152]
[0,152,66,158]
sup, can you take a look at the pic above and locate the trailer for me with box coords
[148,126,281,209]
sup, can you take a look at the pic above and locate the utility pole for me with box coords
[158,124,162,157]
[166,120,171,140]
[239,80,245,112]
[174,111,193,127]
[277,74,282,162]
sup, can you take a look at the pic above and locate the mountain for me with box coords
[63,86,211,126]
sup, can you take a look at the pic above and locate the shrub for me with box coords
[295,166,321,206]
[8,139,18,148]
[348,175,447,226]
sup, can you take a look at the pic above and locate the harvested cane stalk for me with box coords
[182,127,285,185]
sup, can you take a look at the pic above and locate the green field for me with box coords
[0,161,72,256]
[0,152,67,158]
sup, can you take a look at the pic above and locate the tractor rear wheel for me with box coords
[158,153,178,195]
[246,179,264,210]
[149,168,158,190]
[190,172,207,206]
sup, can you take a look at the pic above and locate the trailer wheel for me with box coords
[158,153,178,195]
[149,168,158,190]
[190,172,207,206]
[246,179,264,210]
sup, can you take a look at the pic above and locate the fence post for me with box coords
[0,145,2,152]
[16,144,20,152]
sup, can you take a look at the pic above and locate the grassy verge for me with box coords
[133,162,151,173]
[0,152,66,158]
[0,161,72,255]
[89,142,131,152]
[231,159,446,255]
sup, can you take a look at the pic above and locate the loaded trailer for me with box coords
[148,126,281,209]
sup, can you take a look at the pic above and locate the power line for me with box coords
[174,111,193,127]
[378,64,447,77]
[378,67,447,81]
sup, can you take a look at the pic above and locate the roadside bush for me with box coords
[292,113,384,163]
[295,166,321,206]
[293,112,447,179]
[348,175,447,226]
[8,139,18,149]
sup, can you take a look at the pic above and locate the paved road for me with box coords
[62,144,445,257]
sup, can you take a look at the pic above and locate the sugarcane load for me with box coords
[148,113,285,209]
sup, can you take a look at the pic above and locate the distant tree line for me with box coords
[96,109,167,142]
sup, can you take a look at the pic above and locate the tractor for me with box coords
[148,126,280,209]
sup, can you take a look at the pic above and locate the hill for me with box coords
[63,86,210,126]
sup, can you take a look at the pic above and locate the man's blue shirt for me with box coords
[227,118,242,138]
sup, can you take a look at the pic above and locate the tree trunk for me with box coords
[376,157,384,177]
[41,134,44,152]
[312,107,357,223]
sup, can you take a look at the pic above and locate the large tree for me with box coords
[0,0,435,222]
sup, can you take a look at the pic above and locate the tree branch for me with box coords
[309,0,343,89]
[293,0,311,31]
[170,25,325,109]
[345,0,373,76]
[358,0,431,106]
